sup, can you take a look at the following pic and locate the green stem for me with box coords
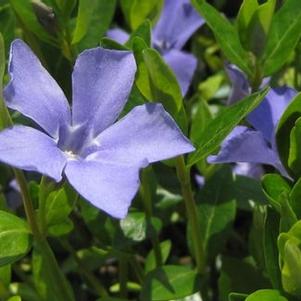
[141,168,163,267]
[119,257,128,298]
[14,169,41,239]
[61,239,108,297]
[176,156,205,274]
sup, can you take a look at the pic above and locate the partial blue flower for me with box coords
[0,39,194,218]
[208,87,297,177]
[107,0,205,95]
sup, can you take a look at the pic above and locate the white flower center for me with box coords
[64,150,78,160]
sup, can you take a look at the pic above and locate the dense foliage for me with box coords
[0,0,301,301]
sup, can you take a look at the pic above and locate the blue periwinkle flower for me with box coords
[107,0,205,95]
[0,40,194,218]
[208,87,297,177]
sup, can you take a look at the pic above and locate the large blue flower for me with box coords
[0,39,194,218]
[107,0,205,95]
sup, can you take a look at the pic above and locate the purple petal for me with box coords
[225,64,250,105]
[152,0,204,51]
[71,47,136,136]
[107,28,129,44]
[4,39,71,139]
[65,159,140,218]
[247,87,297,143]
[207,126,282,170]
[86,103,195,167]
[163,49,197,96]
[0,126,66,181]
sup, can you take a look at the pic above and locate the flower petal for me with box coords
[71,47,136,136]
[207,126,282,169]
[87,103,195,166]
[107,28,129,44]
[152,0,204,51]
[65,159,140,218]
[0,126,66,181]
[225,64,250,105]
[247,87,297,143]
[163,49,197,95]
[4,39,71,138]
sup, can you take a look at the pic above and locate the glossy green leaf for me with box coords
[9,0,56,45]
[261,173,291,212]
[0,211,31,266]
[129,0,162,30]
[0,264,11,288]
[188,89,268,166]
[246,289,287,301]
[276,92,301,178]
[76,0,116,51]
[197,167,236,257]
[127,19,151,48]
[288,117,301,176]
[263,208,282,289]
[191,0,253,76]
[140,265,199,301]
[33,240,75,301]
[261,0,301,75]
[120,212,147,242]
[45,185,75,237]
[145,240,172,272]
[229,293,248,301]
[289,177,301,218]
[7,297,22,301]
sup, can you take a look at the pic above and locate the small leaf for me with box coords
[263,208,282,289]
[0,211,31,266]
[72,0,116,51]
[126,20,152,48]
[140,265,200,301]
[246,289,288,301]
[188,89,268,166]
[276,92,301,178]
[261,0,301,75]
[145,240,172,272]
[192,0,253,76]
[288,117,301,177]
[7,297,22,301]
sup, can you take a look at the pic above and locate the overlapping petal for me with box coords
[152,0,204,51]
[4,40,71,139]
[225,64,250,105]
[87,103,195,167]
[71,47,136,136]
[107,28,129,44]
[0,126,66,181]
[163,49,197,95]
[65,159,140,218]
[247,87,297,143]
[207,126,282,170]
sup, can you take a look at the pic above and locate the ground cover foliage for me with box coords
[0,0,301,300]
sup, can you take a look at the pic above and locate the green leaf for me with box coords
[145,240,172,273]
[140,265,199,301]
[9,0,56,45]
[229,293,248,301]
[0,264,11,288]
[263,208,282,289]
[191,0,253,76]
[188,89,268,166]
[261,174,291,211]
[127,19,151,48]
[0,32,4,93]
[197,167,236,257]
[289,177,301,218]
[7,297,22,301]
[246,289,288,301]
[0,210,31,266]
[288,117,301,176]
[129,0,162,30]
[261,0,301,75]
[76,0,116,50]
[120,212,147,242]
[33,240,75,301]
[276,92,301,178]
